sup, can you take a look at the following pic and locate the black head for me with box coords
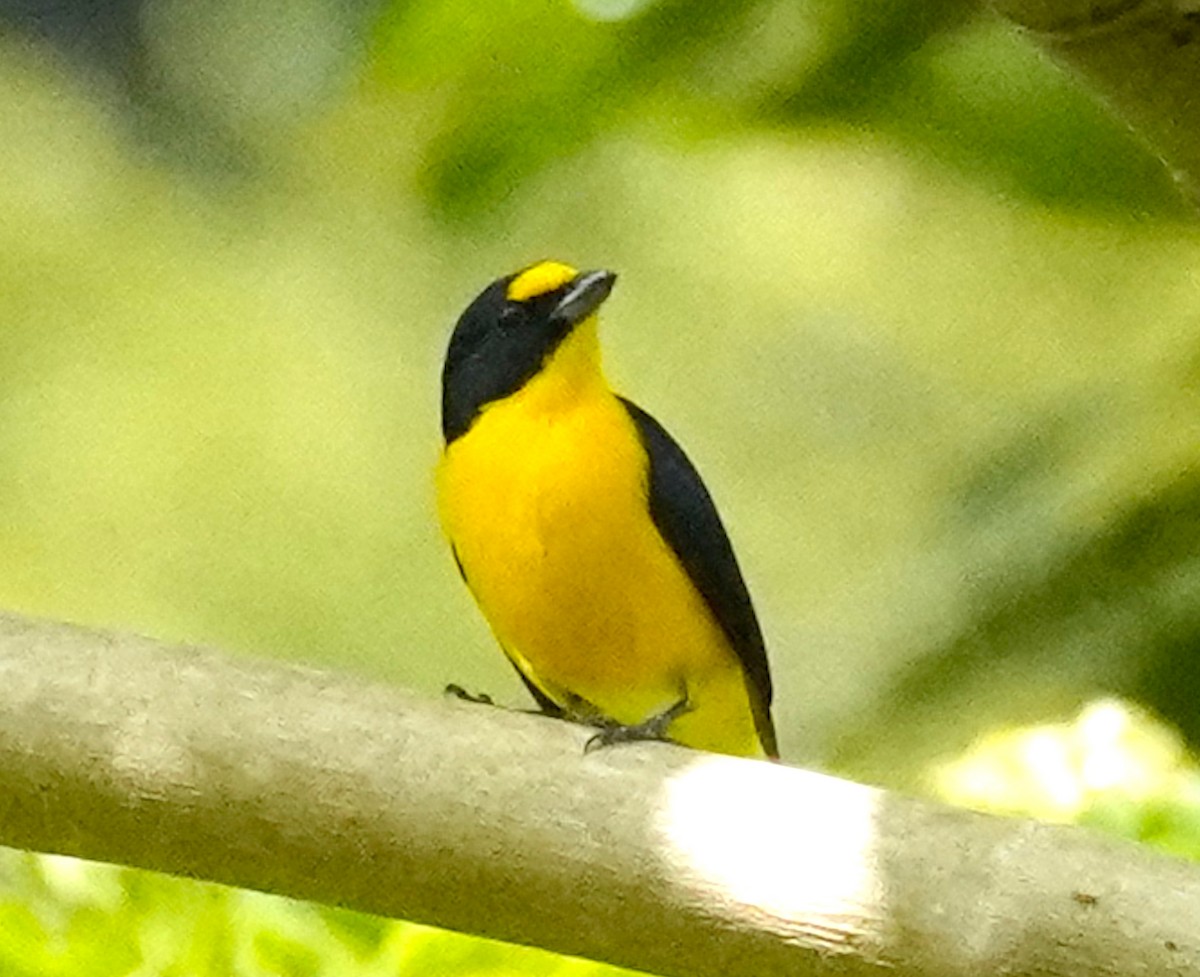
[441,262,617,443]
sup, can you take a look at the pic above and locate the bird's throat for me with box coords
[509,317,606,419]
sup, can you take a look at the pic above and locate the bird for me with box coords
[436,260,777,759]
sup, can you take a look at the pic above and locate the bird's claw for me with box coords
[445,683,495,705]
[583,699,691,753]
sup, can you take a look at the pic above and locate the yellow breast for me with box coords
[437,323,764,756]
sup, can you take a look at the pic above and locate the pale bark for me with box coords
[0,611,1198,976]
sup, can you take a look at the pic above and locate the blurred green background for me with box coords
[3,0,1200,972]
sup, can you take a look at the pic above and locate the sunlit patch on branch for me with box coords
[658,756,886,954]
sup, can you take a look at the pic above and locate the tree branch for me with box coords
[0,611,1199,976]
[989,0,1200,207]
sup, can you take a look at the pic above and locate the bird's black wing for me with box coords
[619,398,777,756]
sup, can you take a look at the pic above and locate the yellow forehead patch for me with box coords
[506,261,578,302]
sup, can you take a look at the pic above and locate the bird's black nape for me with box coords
[442,276,518,444]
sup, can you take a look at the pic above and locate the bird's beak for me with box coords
[550,270,617,327]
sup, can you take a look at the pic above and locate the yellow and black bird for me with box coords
[437,260,777,759]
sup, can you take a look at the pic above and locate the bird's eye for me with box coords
[498,305,523,330]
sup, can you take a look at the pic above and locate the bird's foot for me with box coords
[444,683,495,706]
[584,698,691,754]
[446,683,565,718]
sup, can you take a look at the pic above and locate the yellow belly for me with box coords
[437,382,764,757]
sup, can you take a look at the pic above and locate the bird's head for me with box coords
[442,261,617,443]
